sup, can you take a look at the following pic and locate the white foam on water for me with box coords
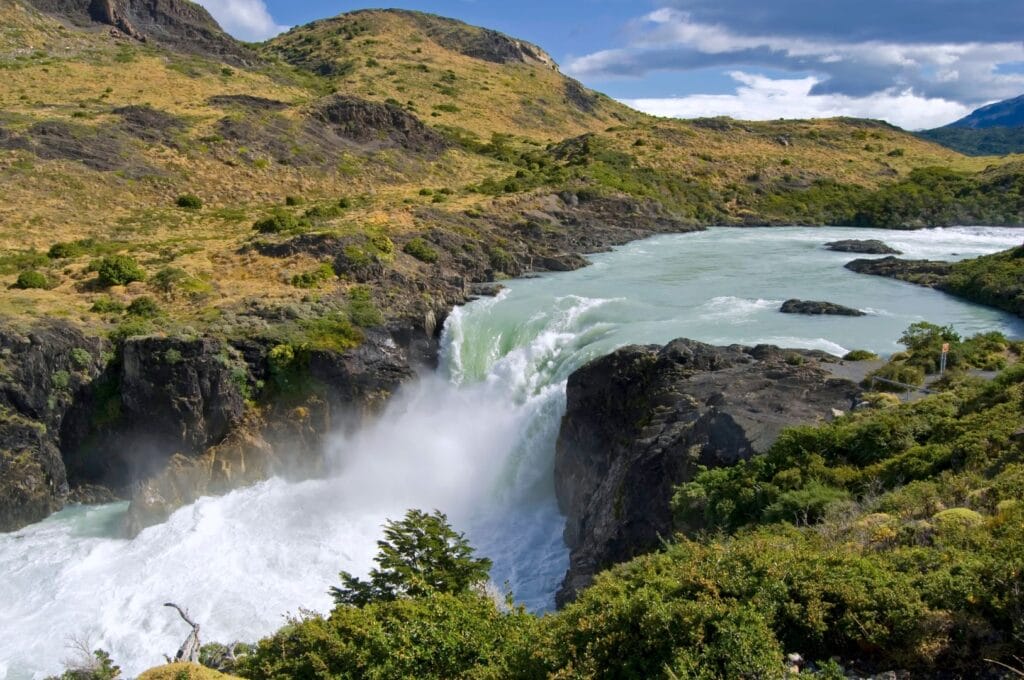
[698,296,783,324]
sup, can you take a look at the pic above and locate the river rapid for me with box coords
[2,226,1022,678]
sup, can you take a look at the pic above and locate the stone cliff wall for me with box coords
[553,339,862,605]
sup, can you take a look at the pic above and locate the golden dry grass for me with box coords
[0,2,1019,330]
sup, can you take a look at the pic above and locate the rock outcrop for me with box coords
[119,329,419,533]
[312,96,451,155]
[399,10,558,68]
[845,256,953,286]
[780,299,866,316]
[0,321,105,531]
[824,239,901,255]
[554,339,861,605]
[26,0,257,66]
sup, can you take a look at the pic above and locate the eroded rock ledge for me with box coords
[553,339,862,605]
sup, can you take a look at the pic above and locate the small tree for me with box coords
[331,509,492,607]
[899,321,960,354]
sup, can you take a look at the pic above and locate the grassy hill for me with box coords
[1,0,1021,338]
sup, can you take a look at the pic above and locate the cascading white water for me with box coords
[2,226,1023,679]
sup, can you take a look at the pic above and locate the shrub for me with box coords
[71,348,93,369]
[96,255,145,287]
[90,296,125,314]
[303,203,342,221]
[290,263,335,289]
[14,270,49,289]
[844,349,879,361]
[348,286,383,327]
[175,193,202,209]
[126,296,161,318]
[370,234,394,256]
[49,648,121,680]
[403,237,438,263]
[488,246,514,273]
[341,244,373,268]
[48,241,87,259]
[252,211,303,234]
[284,195,304,206]
[866,362,926,390]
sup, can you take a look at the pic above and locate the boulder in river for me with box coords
[553,339,862,605]
[780,299,866,316]
[824,239,901,255]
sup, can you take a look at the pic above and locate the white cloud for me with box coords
[622,71,975,130]
[566,8,1024,106]
[194,0,289,42]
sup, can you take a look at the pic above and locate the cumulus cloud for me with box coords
[194,0,288,42]
[622,71,975,130]
[566,7,1024,112]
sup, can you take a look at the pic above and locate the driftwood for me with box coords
[164,602,201,663]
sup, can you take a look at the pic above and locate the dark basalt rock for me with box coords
[113,105,187,147]
[0,120,125,172]
[312,95,450,155]
[845,257,954,287]
[825,239,902,255]
[0,119,164,176]
[0,321,105,532]
[554,339,861,605]
[207,95,289,111]
[26,0,258,67]
[780,299,866,316]
[120,336,247,456]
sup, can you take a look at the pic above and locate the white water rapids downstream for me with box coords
[2,226,1024,678]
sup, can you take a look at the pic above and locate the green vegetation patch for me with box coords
[96,255,146,287]
[402,237,438,263]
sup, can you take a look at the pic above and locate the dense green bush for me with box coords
[843,349,878,361]
[252,210,308,235]
[14,270,49,289]
[175,193,203,209]
[48,241,87,259]
[239,591,536,680]
[403,237,439,263]
[126,296,161,318]
[90,296,125,314]
[96,255,145,287]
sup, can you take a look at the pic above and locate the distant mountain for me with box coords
[918,94,1024,155]
[946,94,1024,129]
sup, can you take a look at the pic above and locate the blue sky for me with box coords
[195,0,1024,129]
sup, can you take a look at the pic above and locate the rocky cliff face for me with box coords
[25,0,256,66]
[554,339,862,605]
[0,322,105,531]
[0,319,431,534]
